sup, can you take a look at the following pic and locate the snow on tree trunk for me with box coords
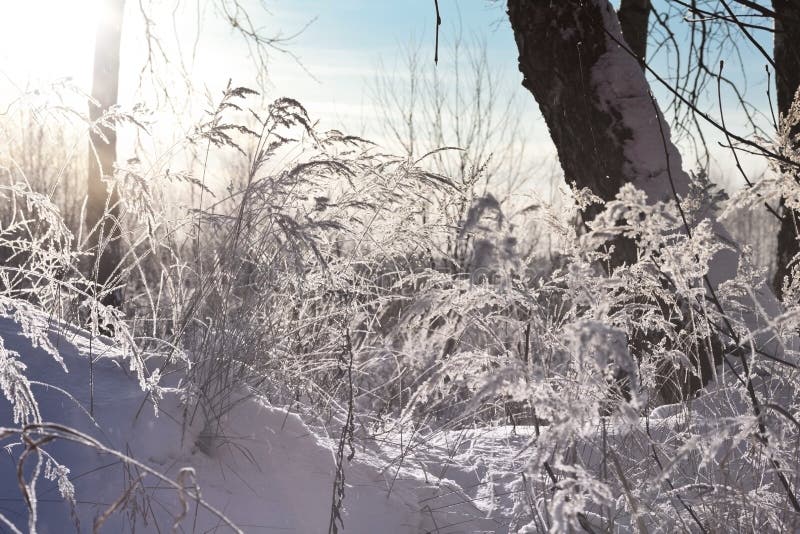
[507,0,790,373]
[87,0,125,306]
[773,0,800,300]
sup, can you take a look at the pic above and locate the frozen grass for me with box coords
[0,82,799,532]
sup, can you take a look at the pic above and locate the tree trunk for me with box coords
[87,0,125,306]
[507,0,688,268]
[617,0,650,69]
[506,0,788,399]
[773,0,800,301]
[506,0,686,200]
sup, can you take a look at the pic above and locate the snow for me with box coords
[591,0,690,202]
[0,303,506,533]
[0,294,796,532]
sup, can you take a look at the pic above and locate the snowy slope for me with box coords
[0,303,500,533]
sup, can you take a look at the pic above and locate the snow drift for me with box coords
[0,302,501,533]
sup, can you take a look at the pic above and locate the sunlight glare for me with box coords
[0,0,99,89]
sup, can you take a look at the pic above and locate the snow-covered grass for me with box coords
[1,83,800,532]
[0,301,506,532]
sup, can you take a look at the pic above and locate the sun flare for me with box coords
[0,1,98,88]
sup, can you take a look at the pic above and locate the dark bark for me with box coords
[617,0,651,69]
[507,0,626,205]
[87,0,125,306]
[506,0,727,401]
[773,0,800,300]
[506,0,790,403]
[507,0,689,268]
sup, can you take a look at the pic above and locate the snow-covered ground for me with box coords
[5,295,787,533]
[0,303,521,533]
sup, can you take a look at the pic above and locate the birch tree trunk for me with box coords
[87,0,125,306]
[773,0,800,300]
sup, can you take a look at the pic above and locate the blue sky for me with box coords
[0,0,780,191]
[259,0,776,186]
[0,1,532,139]
[263,1,527,132]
